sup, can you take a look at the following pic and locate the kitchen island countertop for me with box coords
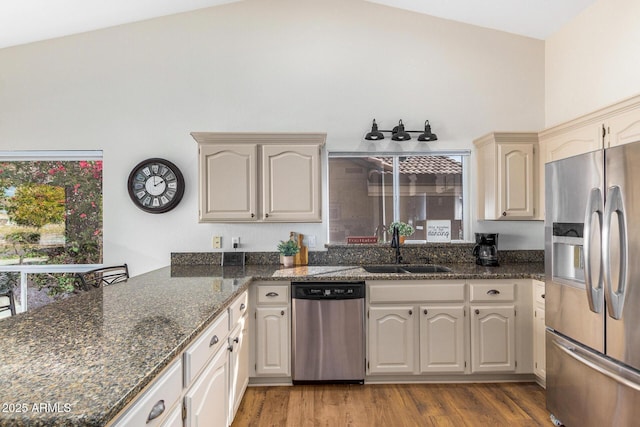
[0,262,543,426]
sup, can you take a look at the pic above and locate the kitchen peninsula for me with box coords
[0,261,543,426]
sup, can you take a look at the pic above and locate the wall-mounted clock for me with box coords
[127,158,185,213]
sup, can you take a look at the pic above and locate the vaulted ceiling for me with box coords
[0,0,597,49]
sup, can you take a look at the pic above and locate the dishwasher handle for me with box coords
[291,281,365,300]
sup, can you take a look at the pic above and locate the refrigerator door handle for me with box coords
[552,338,640,392]
[602,185,629,320]
[583,187,604,313]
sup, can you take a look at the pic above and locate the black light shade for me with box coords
[391,120,411,141]
[364,119,385,140]
[417,120,438,141]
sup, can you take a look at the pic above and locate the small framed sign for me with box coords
[426,220,451,243]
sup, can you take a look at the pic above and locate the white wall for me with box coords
[0,0,545,275]
[545,0,640,126]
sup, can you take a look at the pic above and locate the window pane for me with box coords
[328,157,394,243]
[328,153,467,243]
[397,155,464,241]
[0,159,103,266]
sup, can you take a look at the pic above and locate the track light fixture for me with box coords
[364,119,438,141]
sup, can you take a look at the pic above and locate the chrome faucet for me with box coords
[390,225,403,264]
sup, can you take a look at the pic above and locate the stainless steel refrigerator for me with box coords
[545,141,640,427]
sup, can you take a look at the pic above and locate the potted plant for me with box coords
[388,221,415,244]
[277,239,300,268]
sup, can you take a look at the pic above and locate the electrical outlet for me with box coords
[213,236,222,249]
[232,237,240,249]
[307,235,317,248]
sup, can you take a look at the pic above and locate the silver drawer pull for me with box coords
[240,303,246,311]
[147,400,165,423]
[487,289,500,295]
[265,292,279,297]
[209,335,219,347]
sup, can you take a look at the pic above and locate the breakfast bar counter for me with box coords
[0,262,543,426]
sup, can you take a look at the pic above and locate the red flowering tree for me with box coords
[0,160,102,295]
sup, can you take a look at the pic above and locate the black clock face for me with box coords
[127,158,185,213]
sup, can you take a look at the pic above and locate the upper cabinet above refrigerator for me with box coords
[538,94,640,220]
[473,132,540,221]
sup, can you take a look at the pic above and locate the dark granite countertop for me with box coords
[0,262,543,426]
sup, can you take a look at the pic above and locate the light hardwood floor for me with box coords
[232,382,548,427]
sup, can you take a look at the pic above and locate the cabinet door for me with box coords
[419,305,466,373]
[606,107,640,148]
[368,306,415,374]
[184,345,229,427]
[229,316,249,423]
[470,305,516,373]
[262,144,321,222]
[255,306,290,376]
[533,306,546,381]
[199,144,257,221]
[497,143,534,219]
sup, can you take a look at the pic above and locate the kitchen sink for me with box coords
[362,264,452,274]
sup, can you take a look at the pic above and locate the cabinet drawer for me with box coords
[256,285,289,304]
[534,281,545,305]
[229,291,249,326]
[469,282,515,302]
[112,358,182,427]
[368,281,465,303]
[183,310,229,387]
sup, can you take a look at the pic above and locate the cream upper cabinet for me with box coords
[605,106,640,148]
[538,95,640,219]
[474,132,539,220]
[198,143,257,222]
[262,144,321,222]
[192,132,326,223]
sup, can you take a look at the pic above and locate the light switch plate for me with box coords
[213,236,222,249]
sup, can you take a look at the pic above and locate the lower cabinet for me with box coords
[368,306,416,374]
[184,345,229,427]
[255,306,290,376]
[533,280,546,385]
[470,305,516,373]
[367,279,532,378]
[253,282,291,378]
[229,315,249,421]
[420,305,466,373]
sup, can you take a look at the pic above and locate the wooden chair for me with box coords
[77,264,129,290]
[0,289,16,317]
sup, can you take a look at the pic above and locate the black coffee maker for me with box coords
[473,233,499,266]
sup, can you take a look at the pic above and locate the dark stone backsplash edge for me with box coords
[172,245,543,266]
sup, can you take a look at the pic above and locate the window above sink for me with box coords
[328,152,470,244]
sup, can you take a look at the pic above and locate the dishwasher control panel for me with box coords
[291,282,365,299]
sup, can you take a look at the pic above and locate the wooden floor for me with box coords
[232,383,549,427]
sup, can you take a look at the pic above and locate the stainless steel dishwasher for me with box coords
[291,281,365,384]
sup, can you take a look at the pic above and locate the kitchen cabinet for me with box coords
[473,132,539,220]
[532,280,546,386]
[253,283,291,377]
[192,132,325,223]
[184,343,229,427]
[367,281,467,376]
[228,294,249,422]
[420,305,466,373]
[182,290,248,427]
[368,306,416,374]
[537,94,640,219]
[111,358,183,427]
[469,282,516,373]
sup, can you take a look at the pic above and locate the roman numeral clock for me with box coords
[127,158,185,213]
